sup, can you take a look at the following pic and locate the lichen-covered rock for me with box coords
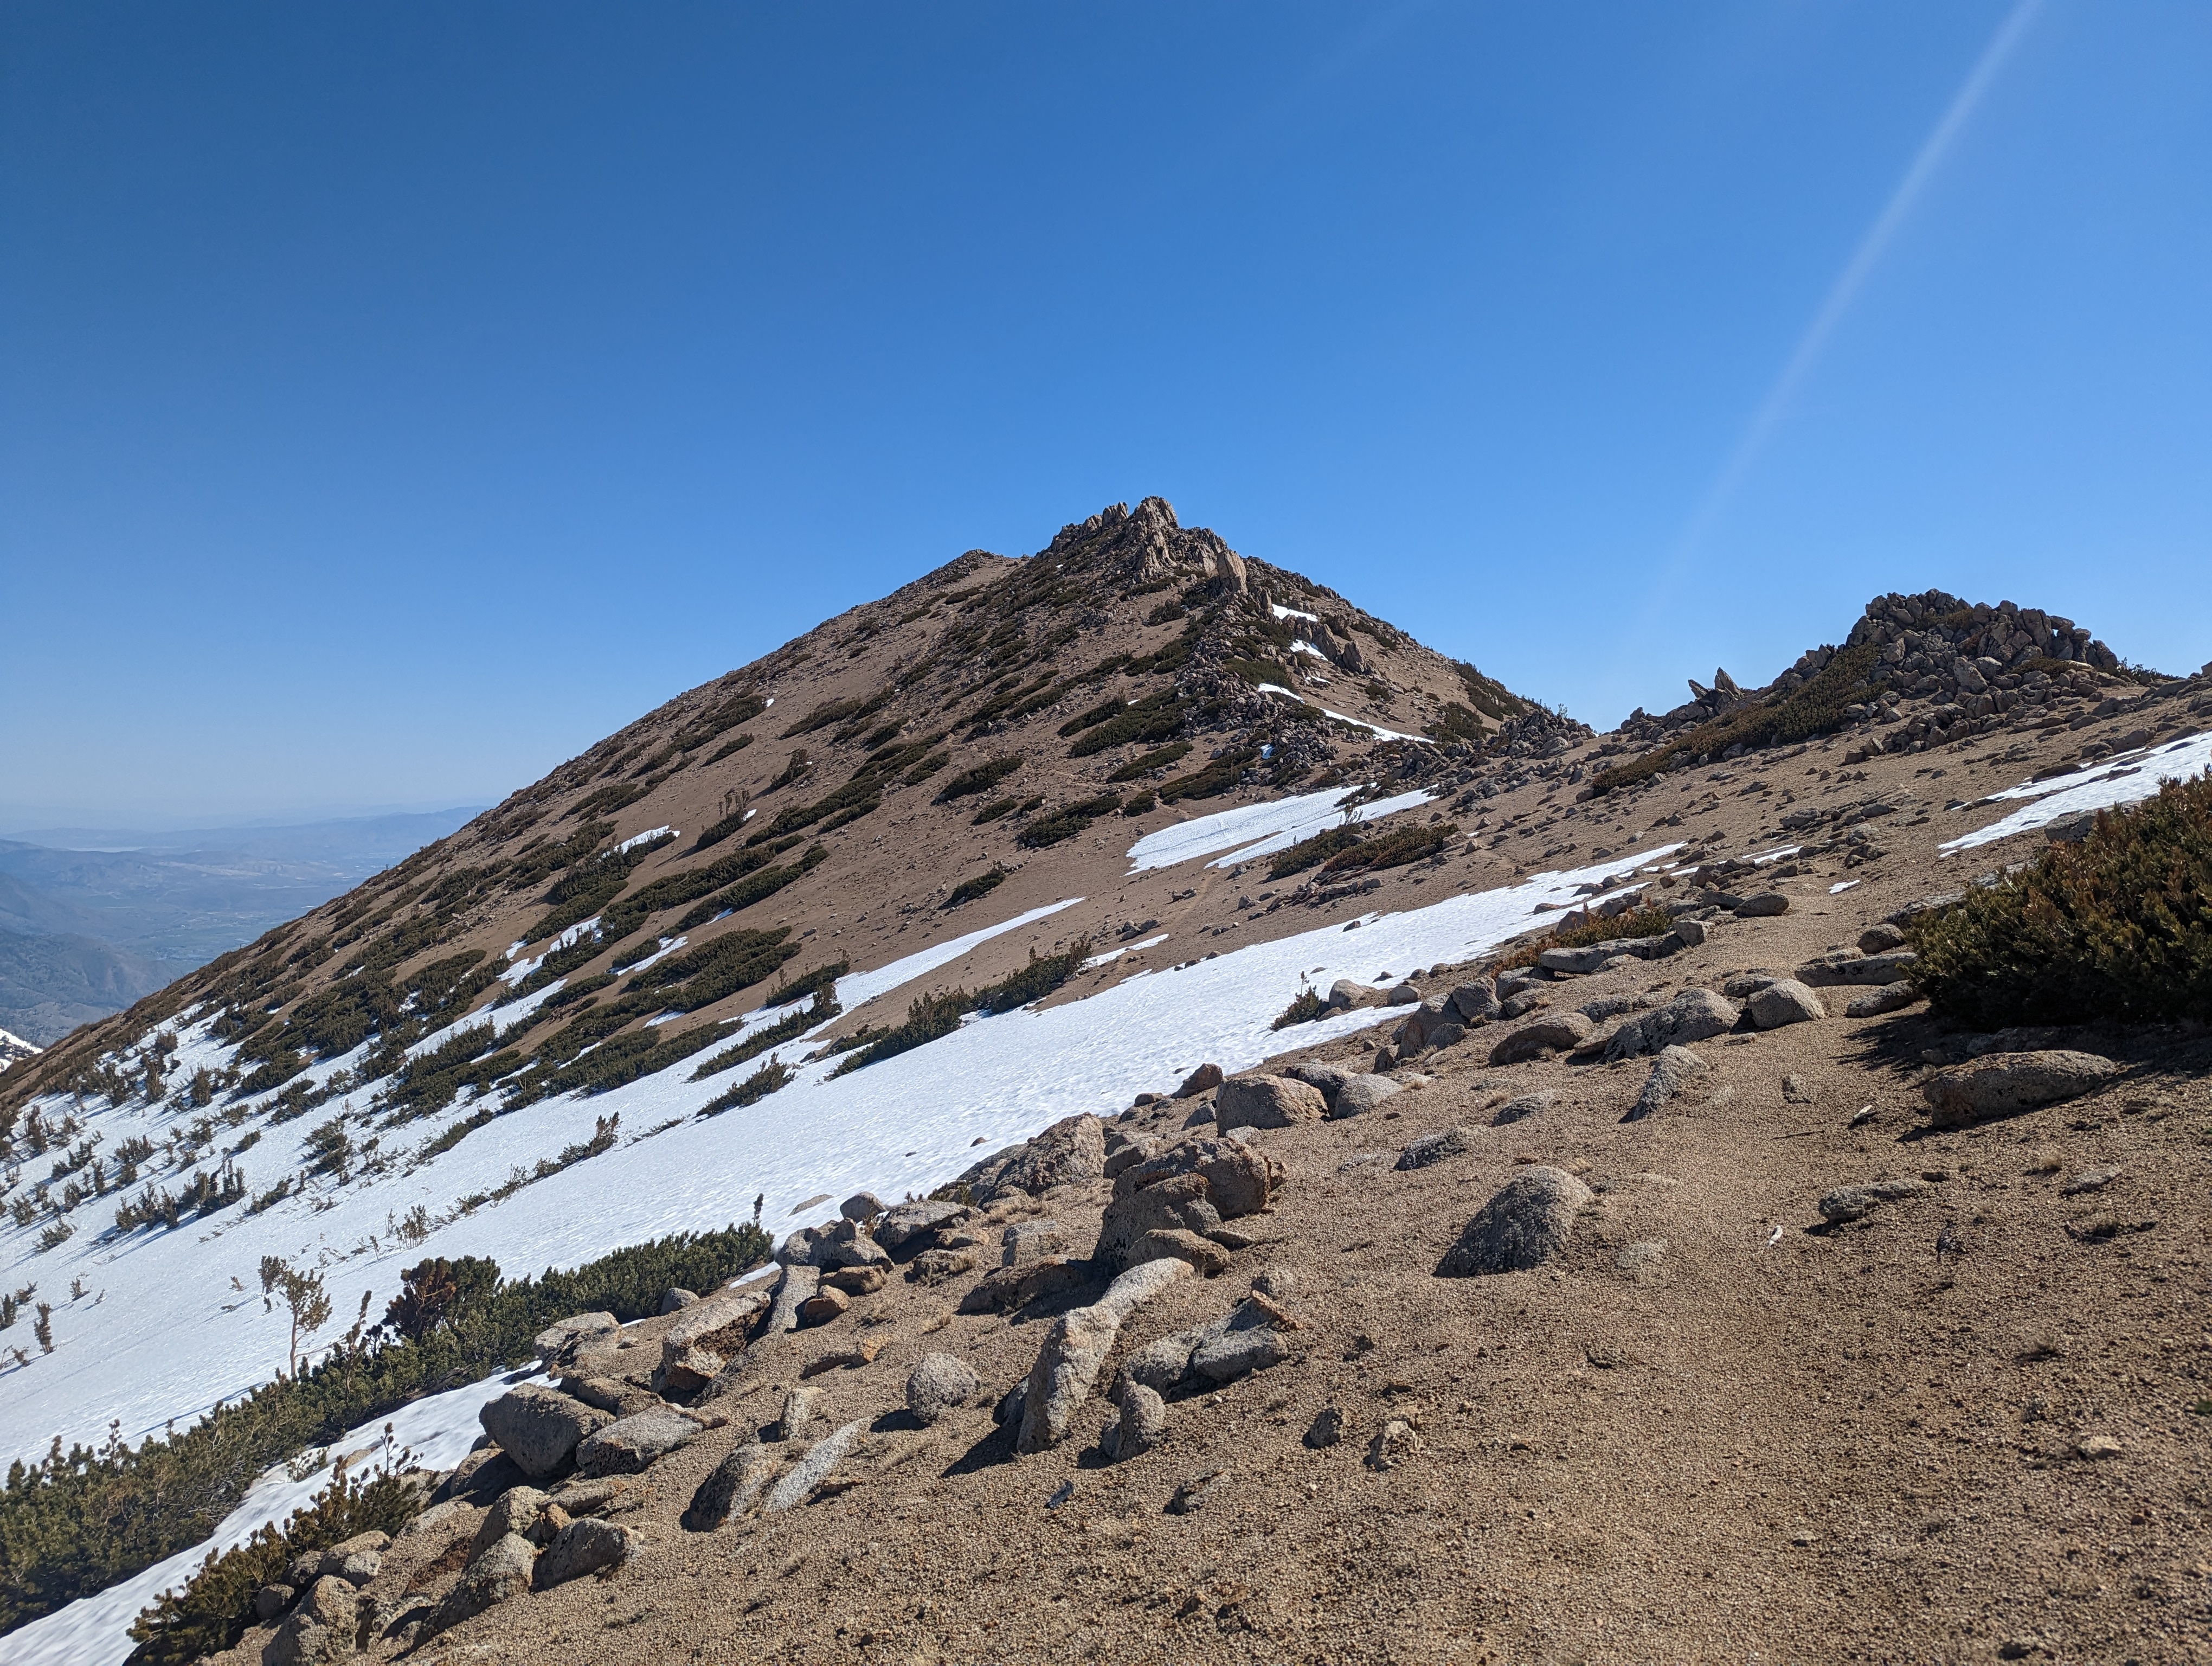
[1016,1259,1189,1453]
[989,1113,1108,1199]
[1602,989,1740,1062]
[533,1311,619,1369]
[1094,1172,1223,1274]
[1110,1137,1275,1218]
[1626,1046,1709,1122]
[423,1533,536,1639]
[1817,1178,1931,1224]
[1395,1125,1477,1169]
[1437,1168,1594,1276]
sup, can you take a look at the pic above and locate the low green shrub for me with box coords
[831,941,1091,1075]
[1018,794,1123,849]
[1269,824,1365,879]
[1066,691,1184,758]
[970,797,1018,825]
[1912,776,2212,1027]
[699,1058,793,1116]
[936,755,1024,802]
[1270,989,1327,1029]
[1319,821,1458,874]
[1107,741,1191,782]
[1121,790,1156,814]
[1160,749,1259,804]
[1587,640,1887,797]
[945,869,1007,909]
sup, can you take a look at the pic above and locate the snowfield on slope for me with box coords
[2,845,1675,1665]
[1940,729,2212,852]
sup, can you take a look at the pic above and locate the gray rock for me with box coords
[1166,1468,1229,1514]
[532,1516,638,1590]
[1491,1089,1555,1125]
[1187,1311,1289,1385]
[1746,979,1826,1029]
[470,1486,550,1558]
[1487,1013,1594,1066]
[576,1409,703,1477]
[1001,1219,1070,1267]
[1395,1124,1478,1169]
[1857,922,1908,954]
[873,1198,969,1251]
[1095,1174,1223,1274]
[905,1351,982,1425]
[767,1264,821,1334]
[1303,1407,1345,1449]
[1627,1045,1709,1120]
[1734,893,1790,917]
[1437,1167,1594,1276]
[1111,1136,1275,1216]
[1817,1178,1930,1223]
[1921,1050,2123,1126]
[1017,1258,1190,1453]
[1214,1073,1326,1131]
[1366,1419,1420,1470]
[1602,988,1740,1062]
[2062,1164,2122,1195]
[808,1216,893,1271]
[423,1533,536,1639]
[1282,1061,1351,1101]
[253,1583,294,1624]
[1117,1331,1203,1396]
[839,1191,885,1221]
[658,1286,698,1315]
[532,1311,620,1369]
[681,1443,779,1530]
[479,1387,612,1481]
[771,1386,818,1443]
[1498,989,1548,1020]
[1327,978,1385,1010]
[1108,1383,1167,1460]
[764,1419,867,1513]
[1102,1133,1163,1179]
[1796,950,1918,987]
[1537,934,1675,975]
[1329,1074,1403,1117]
[1846,983,1921,1018]
[1387,982,1424,1005]
[1447,980,1500,1023]
[990,1113,1108,1199]
[1671,915,1708,947]
[318,1529,390,1585]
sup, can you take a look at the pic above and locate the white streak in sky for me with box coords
[1672,0,2043,560]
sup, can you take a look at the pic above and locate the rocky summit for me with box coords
[5,504,2212,1666]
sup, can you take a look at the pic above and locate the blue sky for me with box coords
[5,2,2208,825]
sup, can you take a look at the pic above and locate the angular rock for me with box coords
[1602,989,1740,1062]
[533,1516,638,1590]
[1329,1074,1403,1118]
[576,1409,703,1477]
[1627,1045,1709,1121]
[1094,1173,1223,1274]
[906,1351,982,1425]
[1746,979,1826,1029]
[1173,1062,1225,1098]
[764,1419,867,1513]
[1001,1219,1071,1267]
[767,1264,821,1332]
[1187,1314,1289,1385]
[992,1114,1108,1200]
[909,1246,981,1285]
[1214,1073,1325,1131]
[533,1311,620,1369]
[657,1286,773,1392]
[1126,1228,1232,1275]
[1491,1090,1555,1126]
[681,1443,779,1530]
[471,1486,549,1558]
[873,1198,969,1252]
[771,1386,817,1443]
[1017,1258,1190,1453]
[1487,1013,1594,1066]
[1447,981,1500,1024]
[1304,1407,1345,1449]
[1671,915,1708,947]
[1367,1419,1421,1470]
[424,1533,536,1638]
[796,1286,851,1327]
[1921,1050,2123,1126]
[1117,1331,1203,1395]
[561,1375,666,1419]
[1283,1061,1350,1101]
[479,1387,612,1482]
[808,1216,893,1271]
[1111,1137,1274,1218]
[1395,1124,1478,1169]
[1818,1178,1930,1223]
[1538,934,1675,975]
[1102,1134,1164,1180]
[1797,950,1918,987]
[1437,1167,1594,1276]
[822,1264,886,1297]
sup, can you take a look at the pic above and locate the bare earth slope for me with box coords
[7,507,2212,1666]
